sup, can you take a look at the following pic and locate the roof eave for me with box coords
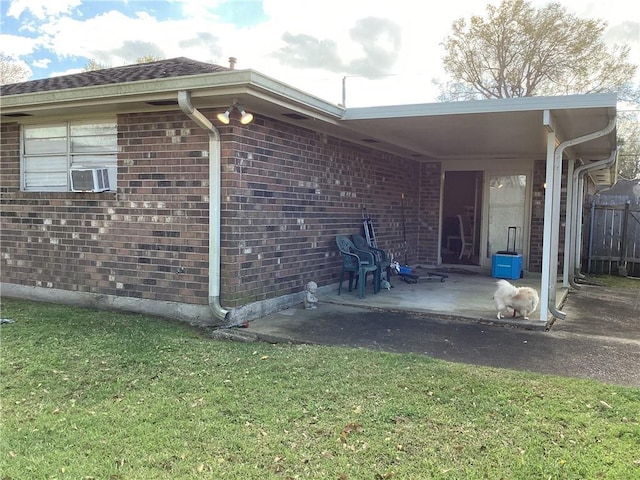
[0,69,344,119]
[343,93,618,120]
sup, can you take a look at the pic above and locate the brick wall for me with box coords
[529,160,546,272]
[559,160,568,273]
[529,158,568,273]
[1,111,426,311]
[217,114,423,306]
[1,114,212,305]
[417,162,442,264]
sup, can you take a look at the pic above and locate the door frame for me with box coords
[480,167,533,268]
[440,159,533,269]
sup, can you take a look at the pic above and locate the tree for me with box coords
[617,110,640,179]
[440,0,638,101]
[83,56,163,72]
[83,59,108,71]
[0,54,30,85]
[135,55,162,64]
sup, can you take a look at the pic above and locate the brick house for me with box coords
[0,58,618,324]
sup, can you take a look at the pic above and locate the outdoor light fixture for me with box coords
[216,107,232,124]
[216,101,253,125]
[238,107,253,125]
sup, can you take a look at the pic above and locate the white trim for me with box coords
[539,130,558,322]
[1,70,345,119]
[343,93,618,120]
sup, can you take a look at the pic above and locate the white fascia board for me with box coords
[0,72,250,108]
[241,70,344,117]
[0,69,344,118]
[343,93,618,120]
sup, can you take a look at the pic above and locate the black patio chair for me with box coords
[352,233,391,289]
[335,235,379,298]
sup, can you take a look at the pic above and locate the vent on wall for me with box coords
[145,100,179,106]
[70,168,110,192]
[282,113,310,120]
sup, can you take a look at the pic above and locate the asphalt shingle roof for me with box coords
[0,57,229,96]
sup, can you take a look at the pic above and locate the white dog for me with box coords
[493,279,539,320]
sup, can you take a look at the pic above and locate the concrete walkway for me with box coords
[214,271,640,387]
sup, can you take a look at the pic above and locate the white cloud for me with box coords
[3,0,638,105]
[48,67,84,77]
[174,0,226,21]
[6,0,81,20]
[0,34,39,56]
[36,10,212,64]
[32,57,51,68]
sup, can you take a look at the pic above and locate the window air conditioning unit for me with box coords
[70,168,110,192]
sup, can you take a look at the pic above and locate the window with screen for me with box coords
[22,120,117,192]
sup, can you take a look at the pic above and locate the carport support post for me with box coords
[539,127,559,322]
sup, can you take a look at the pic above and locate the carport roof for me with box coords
[343,95,617,161]
[0,57,617,185]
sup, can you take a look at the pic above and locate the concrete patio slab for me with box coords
[318,267,559,329]
[211,270,640,386]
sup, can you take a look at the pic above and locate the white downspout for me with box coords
[542,117,616,321]
[178,90,230,322]
[566,157,585,288]
[567,149,617,289]
[562,157,576,287]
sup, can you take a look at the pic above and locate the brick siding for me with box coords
[1,111,428,310]
[529,158,567,273]
[217,114,424,306]
[417,162,442,264]
[529,160,546,272]
[1,114,212,305]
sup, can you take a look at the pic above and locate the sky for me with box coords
[1,0,639,107]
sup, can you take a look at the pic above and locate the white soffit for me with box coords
[339,94,617,161]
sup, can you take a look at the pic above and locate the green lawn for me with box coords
[583,273,640,289]
[1,297,639,479]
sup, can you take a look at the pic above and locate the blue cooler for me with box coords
[492,253,523,279]
[492,226,523,279]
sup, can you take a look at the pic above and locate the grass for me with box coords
[1,296,639,479]
[583,273,640,290]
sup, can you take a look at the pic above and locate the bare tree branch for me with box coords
[0,55,30,85]
[440,0,637,99]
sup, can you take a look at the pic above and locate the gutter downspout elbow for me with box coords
[568,149,618,290]
[178,90,230,323]
[548,117,616,320]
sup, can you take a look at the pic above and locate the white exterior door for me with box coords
[483,173,530,266]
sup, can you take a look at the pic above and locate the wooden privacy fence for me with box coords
[582,201,640,277]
